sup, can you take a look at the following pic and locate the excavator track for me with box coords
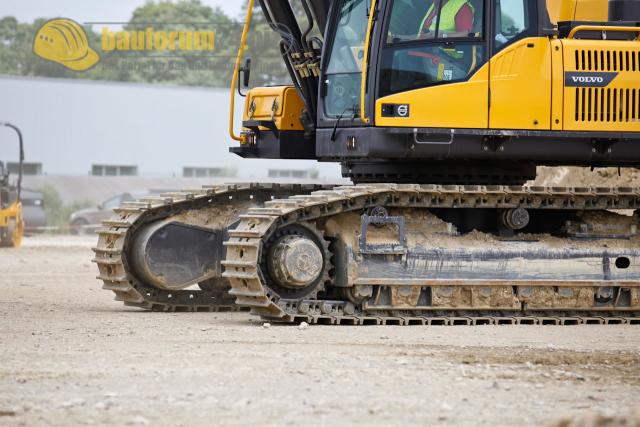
[224,184,640,325]
[92,183,333,312]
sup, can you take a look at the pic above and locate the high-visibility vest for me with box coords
[420,0,474,34]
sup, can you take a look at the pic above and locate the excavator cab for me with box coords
[326,0,488,107]
[0,122,25,248]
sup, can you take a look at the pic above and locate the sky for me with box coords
[2,0,245,23]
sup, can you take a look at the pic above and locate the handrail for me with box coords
[360,0,378,124]
[229,0,254,143]
[0,122,24,202]
[568,25,640,40]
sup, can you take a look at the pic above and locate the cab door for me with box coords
[374,0,490,129]
[489,0,552,130]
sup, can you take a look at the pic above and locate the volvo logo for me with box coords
[571,76,604,83]
[565,72,619,87]
[381,103,411,118]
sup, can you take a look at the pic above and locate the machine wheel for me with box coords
[11,217,23,248]
[0,226,8,247]
[0,218,21,248]
[260,223,332,301]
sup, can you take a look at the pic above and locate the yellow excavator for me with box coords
[95,0,640,325]
[0,122,24,248]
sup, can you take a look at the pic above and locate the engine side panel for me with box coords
[489,38,553,130]
[561,39,640,132]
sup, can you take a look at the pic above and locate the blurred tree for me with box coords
[0,1,245,87]
[0,17,130,81]
[121,0,237,86]
[0,17,33,76]
[239,0,292,87]
[0,0,320,88]
[39,184,93,231]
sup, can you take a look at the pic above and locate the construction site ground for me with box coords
[1,235,639,426]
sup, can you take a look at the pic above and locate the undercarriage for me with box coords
[94,183,640,325]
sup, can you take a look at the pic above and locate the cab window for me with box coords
[494,0,536,51]
[380,0,486,97]
[323,0,369,117]
[387,0,483,42]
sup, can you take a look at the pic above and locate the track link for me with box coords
[223,184,640,325]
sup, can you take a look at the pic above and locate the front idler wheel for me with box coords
[261,223,330,301]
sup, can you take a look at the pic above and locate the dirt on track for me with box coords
[0,235,639,427]
[533,167,640,188]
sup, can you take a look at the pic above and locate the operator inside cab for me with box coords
[418,0,475,39]
[324,0,535,114]
[380,0,485,96]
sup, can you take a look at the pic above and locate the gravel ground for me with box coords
[0,235,639,426]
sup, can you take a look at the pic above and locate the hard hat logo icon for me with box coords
[33,18,100,71]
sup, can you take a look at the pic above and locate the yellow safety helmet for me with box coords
[33,18,99,71]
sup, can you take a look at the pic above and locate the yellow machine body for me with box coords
[0,121,24,248]
[375,35,640,133]
[235,0,634,134]
[546,0,609,23]
[242,86,305,132]
[239,0,627,135]
[0,200,24,248]
[230,0,640,178]
[376,66,490,129]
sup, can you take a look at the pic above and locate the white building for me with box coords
[0,75,342,179]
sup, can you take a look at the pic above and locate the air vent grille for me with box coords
[574,49,640,72]
[574,87,640,123]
